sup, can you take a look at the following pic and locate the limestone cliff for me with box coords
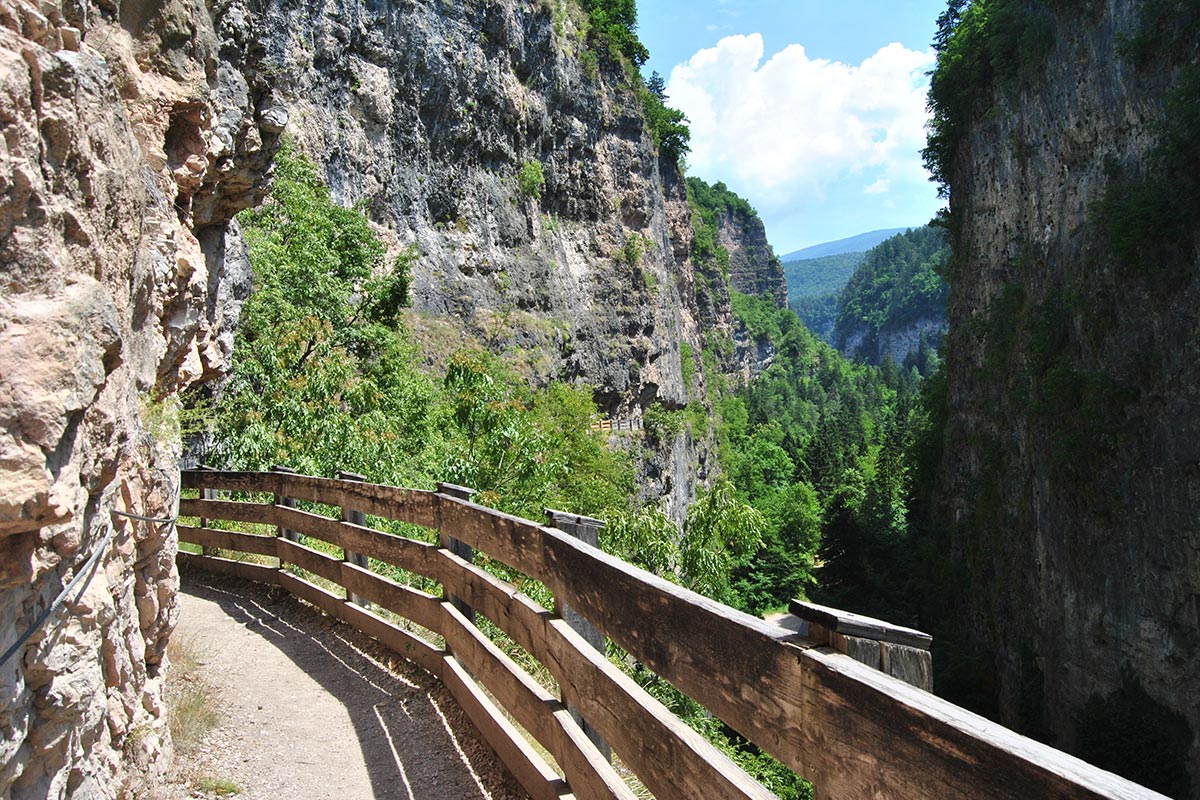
[929,1,1200,795]
[243,0,748,516]
[0,0,278,792]
[715,205,788,306]
[837,315,945,367]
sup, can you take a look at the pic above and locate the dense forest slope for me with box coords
[833,225,948,367]
[785,252,863,342]
[925,0,1200,795]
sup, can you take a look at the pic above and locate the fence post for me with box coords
[198,464,217,556]
[545,509,612,763]
[436,482,475,624]
[339,471,370,607]
[270,465,298,543]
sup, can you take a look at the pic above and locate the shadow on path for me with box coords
[177,569,526,800]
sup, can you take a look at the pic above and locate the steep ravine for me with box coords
[930,1,1200,795]
[0,0,280,793]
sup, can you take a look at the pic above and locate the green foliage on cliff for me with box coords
[579,0,648,66]
[640,79,691,165]
[924,0,1060,195]
[687,176,760,282]
[215,146,631,520]
[687,176,757,221]
[833,226,949,352]
[518,159,545,199]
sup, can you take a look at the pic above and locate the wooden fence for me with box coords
[177,469,1166,800]
[589,418,642,433]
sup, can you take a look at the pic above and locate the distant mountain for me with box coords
[780,228,913,261]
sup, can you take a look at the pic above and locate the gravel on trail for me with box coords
[159,571,528,800]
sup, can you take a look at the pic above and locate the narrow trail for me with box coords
[162,572,526,800]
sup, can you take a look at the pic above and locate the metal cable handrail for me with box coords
[0,508,176,668]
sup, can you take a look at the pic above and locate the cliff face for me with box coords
[714,206,788,306]
[932,1,1200,793]
[0,0,277,792]
[838,316,945,366]
[252,0,697,410]
[244,0,752,516]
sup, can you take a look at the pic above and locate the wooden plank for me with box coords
[177,552,280,585]
[270,504,445,582]
[545,510,610,762]
[790,599,932,649]
[338,598,445,677]
[436,497,546,577]
[177,524,278,558]
[339,562,442,633]
[879,641,932,691]
[179,498,277,527]
[436,483,476,622]
[441,655,571,800]
[277,538,345,587]
[181,470,437,528]
[439,603,634,800]
[436,549,774,800]
[339,470,370,606]
[795,646,1169,800]
[531,525,1168,800]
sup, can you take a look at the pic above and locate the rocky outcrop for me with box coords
[932,1,1200,794]
[245,0,733,510]
[840,316,946,367]
[714,206,788,307]
[0,0,277,792]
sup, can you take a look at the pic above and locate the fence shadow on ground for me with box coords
[180,571,522,800]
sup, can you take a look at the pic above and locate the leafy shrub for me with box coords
[578,0,648,67]
[518,159,545,199]
[640,86,690,166]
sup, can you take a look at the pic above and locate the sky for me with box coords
[637,0,949,255]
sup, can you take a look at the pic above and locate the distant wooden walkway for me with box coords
[589,418,641,433]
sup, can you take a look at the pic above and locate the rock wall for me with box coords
[0,0,277,792]
[933,1,1199,794]
[714,205,788,306]
[246,0,734,512]
[839,316,945,367]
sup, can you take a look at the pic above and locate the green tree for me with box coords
[518,159,545,200]
[213,143,434,485]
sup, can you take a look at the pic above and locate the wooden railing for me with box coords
[176,470,1166,800]
[589,418,642,433]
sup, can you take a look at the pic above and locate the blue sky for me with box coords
[638,0,949,254]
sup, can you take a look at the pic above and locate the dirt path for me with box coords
[161,573,526,800]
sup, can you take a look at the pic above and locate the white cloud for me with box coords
[864,178,891,195]
[667,35,934,210]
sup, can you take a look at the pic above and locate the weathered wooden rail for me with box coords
[176,470,1166,800]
